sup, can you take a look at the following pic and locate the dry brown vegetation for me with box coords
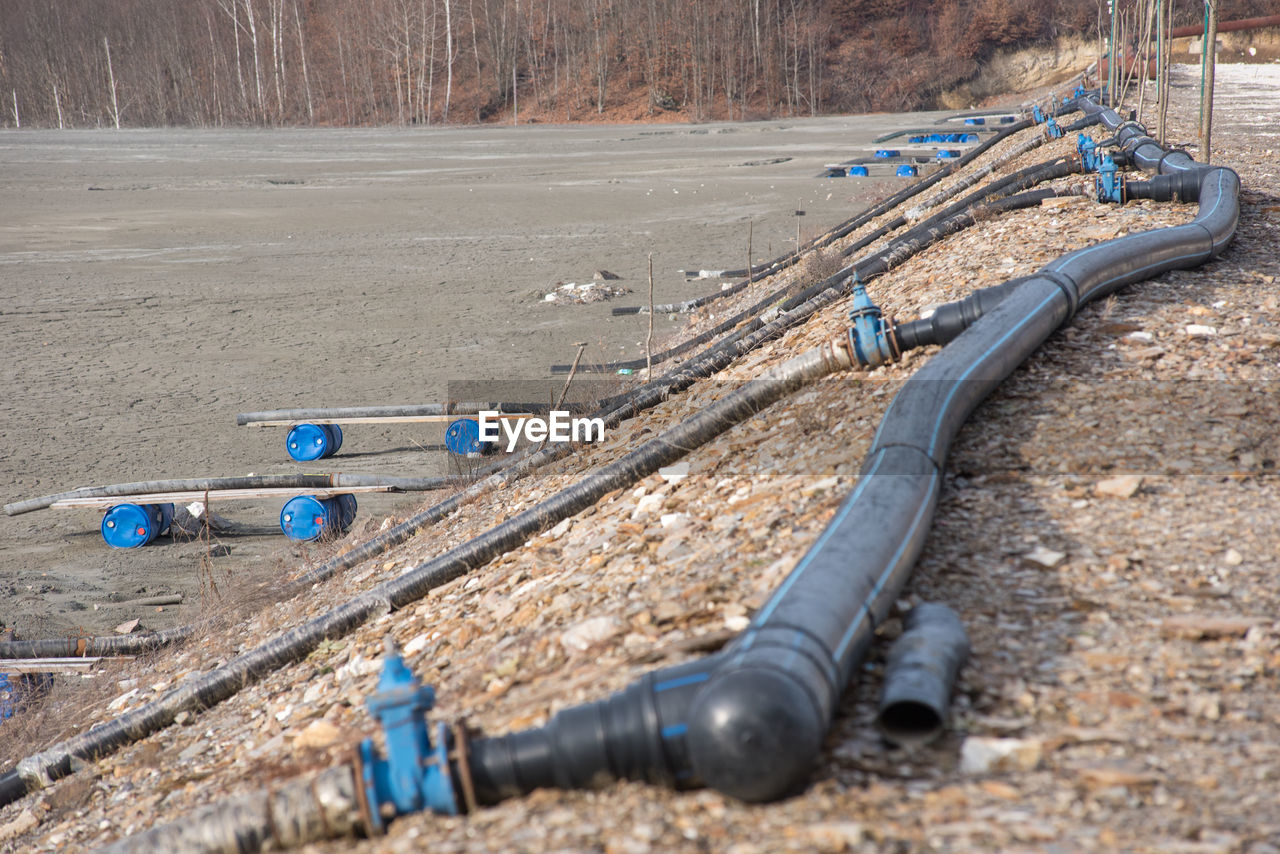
[1,0,1270,129]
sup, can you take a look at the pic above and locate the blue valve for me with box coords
[1044,117,1062,139]
[1032,104,1044,124]
[847,277,897,369]
[1073,85,1087,99]
[1077,134,1099,172]
[1095,153,1124,203]
[358,640,459,833]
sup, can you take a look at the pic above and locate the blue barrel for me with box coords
[826,167,847,177]
[874,149,899,158]
[999,116,1016,124]
[961,133,979,143]
[964,117,985,125]
[848,165,869,177]
[280,494,357,541]
[286,423,343,461]
[101,503,174,549]
[445,417,497,457]
[927,133,945,143]
[936,149,961,160]
[909,135,926,144]
[895,164,918,177]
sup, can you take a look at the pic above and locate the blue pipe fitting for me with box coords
[358,642,459,834]
[846,278,897,369]
[848,165,869,177]
[1074,85,1087,99]
[1032,104,1044,124]
[1095,153,1124,203]
[895,164,918,177]
[1077,133,1100,172]
[1044,117,1063,139]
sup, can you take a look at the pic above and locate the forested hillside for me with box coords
[0,0,1269,128]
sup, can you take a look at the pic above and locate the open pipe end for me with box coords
[875,698,945,749]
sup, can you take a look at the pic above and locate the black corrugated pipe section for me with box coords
[455,101,1238,806]
[874,603,970,748]
[0,626,194,660]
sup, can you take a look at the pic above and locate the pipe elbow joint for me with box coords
[685,668,825,803]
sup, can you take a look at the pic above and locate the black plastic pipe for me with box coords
[456,100,1239,805]
[0,626,195,660]
[874,603,970,748]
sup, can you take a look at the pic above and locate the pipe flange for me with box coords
[884,315,903,362]
[348,746,384,837]
[451,721,479,815]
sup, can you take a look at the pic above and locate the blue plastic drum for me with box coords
[101,503,174,549]
[874,149,899,158]
[286,422,343,461]
[936,149,961,160]
[445,417,496,457]
[964,117,985,125]
[896,164,918,177]
[848,165,870,177]
[280,494,357,541]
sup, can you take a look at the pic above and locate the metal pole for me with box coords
[1199,0,1219,163]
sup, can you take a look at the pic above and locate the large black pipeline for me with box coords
[0,110,1089,810]
[454,100,1238,805]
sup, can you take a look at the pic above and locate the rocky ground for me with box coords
[2,63,1279,853]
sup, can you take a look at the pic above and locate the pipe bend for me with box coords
[684,666,826,803]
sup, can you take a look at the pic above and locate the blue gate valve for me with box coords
[1095,153,1124,203]
[1077,134,1099,172]
[357,640,459,834]
[1032,104,1044,124]
[847,277,898,369]
[1044,117,1062,139]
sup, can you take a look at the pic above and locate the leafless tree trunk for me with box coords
[104,36,121,128]
[52,82,64,129]
[443,0,454,122]
[293,0,313,122]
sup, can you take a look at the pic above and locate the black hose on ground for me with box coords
[455,104,1238,806]
[874,603,970,748]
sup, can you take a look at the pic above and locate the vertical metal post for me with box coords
[1199,0,1218,163]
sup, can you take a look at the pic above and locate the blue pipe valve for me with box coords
[1077,133,1100,172]
[1044,117,1063,139]
[1032,104,1044,124]
[1095,153,1124,204]
[358,640,459,834]
[847,278,897,369]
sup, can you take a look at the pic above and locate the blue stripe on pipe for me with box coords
[751,447,889,627]
[654,673,710,693]
[923,290,1063,459]
[661,723,688,739]
[833,473,940,661]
